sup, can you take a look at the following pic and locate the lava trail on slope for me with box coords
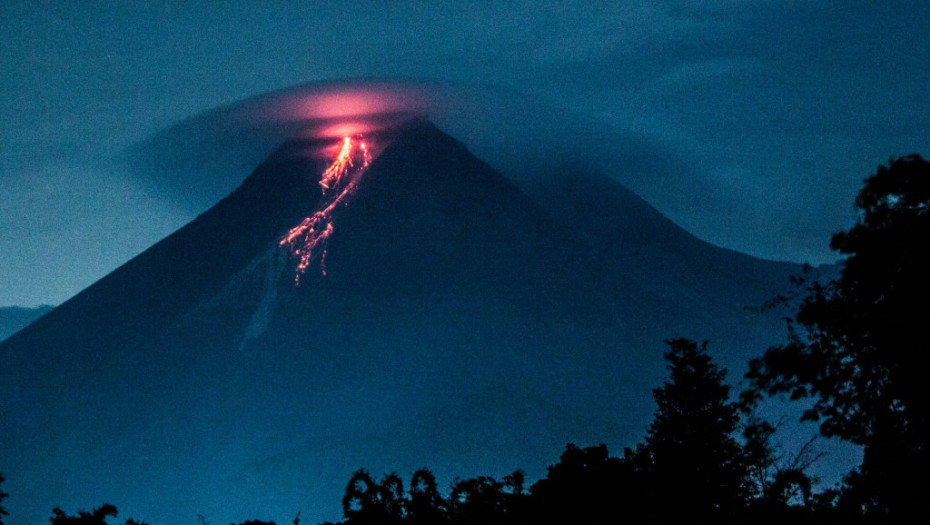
[279,136,372,282]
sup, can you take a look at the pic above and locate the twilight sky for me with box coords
[2,1,929,307]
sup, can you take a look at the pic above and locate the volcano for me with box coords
[1,121,801,525]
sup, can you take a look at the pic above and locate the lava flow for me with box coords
[280,135,372,283]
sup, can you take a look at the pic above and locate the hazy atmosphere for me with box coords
[3,1,929,307]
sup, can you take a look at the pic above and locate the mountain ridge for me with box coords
[0,305,53,343]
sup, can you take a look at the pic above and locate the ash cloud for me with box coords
[124,79,710,255]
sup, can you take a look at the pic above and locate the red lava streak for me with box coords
[280,135,371,283]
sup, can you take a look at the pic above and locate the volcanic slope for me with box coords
[1,121,796,525]
[0,305,53,342]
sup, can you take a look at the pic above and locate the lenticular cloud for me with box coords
[218,80,435,139]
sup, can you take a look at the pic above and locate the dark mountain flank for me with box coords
[0,121,798,525]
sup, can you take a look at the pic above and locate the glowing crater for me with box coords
[280,135,372,283]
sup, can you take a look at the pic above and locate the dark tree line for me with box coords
[0,473,8,525]
[321,338,839,525]
[1,155,926,524]
[49,505,119,525]
[745,154,930,519]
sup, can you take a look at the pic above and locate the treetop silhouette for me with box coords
[637,338,748,519]
[745,154,930,518]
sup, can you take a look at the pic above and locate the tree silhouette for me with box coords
[0,473,8,525]
[745,154,930,518]
[637,338,747,520]
[324,468,530,525]
[529,443,642,523]
[448,472,525,525]
[339,470,405,525]
[406,468,447,525]
[50,504,118,525]
[741,416,822,512]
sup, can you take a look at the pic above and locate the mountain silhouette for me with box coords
[1,121,801,525]
[0,305,53,343]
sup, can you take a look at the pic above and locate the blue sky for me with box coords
[2,1,929,306]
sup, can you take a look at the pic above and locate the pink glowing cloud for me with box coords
[232,80,435,141]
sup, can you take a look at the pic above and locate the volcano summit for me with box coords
[2,120,801,525]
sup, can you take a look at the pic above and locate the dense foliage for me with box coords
[745,154,930,518]
[636,339,748,519]
[49,505,118,525]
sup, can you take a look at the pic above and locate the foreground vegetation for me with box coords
[2,155,927,524]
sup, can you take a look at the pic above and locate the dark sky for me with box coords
[2,1,929,306]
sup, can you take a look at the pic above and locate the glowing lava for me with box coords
[280,135,372,283]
